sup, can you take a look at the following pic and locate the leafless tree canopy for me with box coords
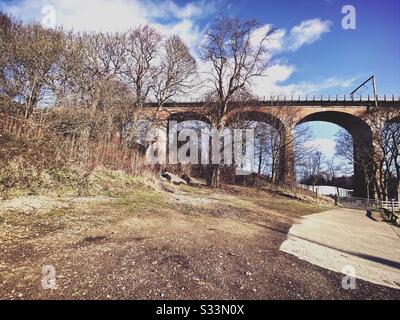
[201,17,275,125]
[1,16,197,118]
[152,35,197,108]
[0,15,65,117]
[123,25,161,107]
[200,17,276,187]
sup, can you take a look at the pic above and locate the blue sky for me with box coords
[232,0,400,95]
[1,0,399,161]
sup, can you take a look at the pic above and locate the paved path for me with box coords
[280,208,400,289]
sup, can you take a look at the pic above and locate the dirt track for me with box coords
[0,184,399,300]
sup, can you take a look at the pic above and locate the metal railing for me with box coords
[338,196,400,211]
[145,97,400,108]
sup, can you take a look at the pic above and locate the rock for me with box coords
[181,174,207,186]
[161,172,187,185]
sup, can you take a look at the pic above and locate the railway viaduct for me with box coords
[143,96,400,198]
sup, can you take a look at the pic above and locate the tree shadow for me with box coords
[258,221,400,270]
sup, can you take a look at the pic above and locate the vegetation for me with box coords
[0,11,399,201]
[335,109,400,200]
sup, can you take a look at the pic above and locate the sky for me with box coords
[1,0,399,163]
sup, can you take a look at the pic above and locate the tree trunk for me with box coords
[271,155,276,182]
[397,181,400,201]
[231,158,236,185]
[258,146,262,174]
[210,164,221,188]
[208,116,225,188]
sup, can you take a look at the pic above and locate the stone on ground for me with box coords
[160,172,187,185]
[181,174,207,186]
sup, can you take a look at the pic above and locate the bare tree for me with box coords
[366,108,400,200]
[74,32,126,112]
[254,120,314,183]
[0,18,65,117]
[254,122,276,176]
[151,35,197,109]
[45,30,135,146]
[261,105,315,184]
[292,122,316,182]
[325,156,341,183]
[201,16,275,187]
[335,128,376,200]
[0,12,18,98]
[301,151,324,195]
[123,25,161,113]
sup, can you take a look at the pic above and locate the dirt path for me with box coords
[1,186,399,300]
[280,208,400,289]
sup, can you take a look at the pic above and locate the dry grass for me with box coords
[0,117,337,299]
[0,113,151,199]
[2,174,398,300]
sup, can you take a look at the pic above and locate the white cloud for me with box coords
[307,138,336,158]
[252,24,286,53]
[142,0,215,20]
[249,19,337,97]
[1,0,215,57]
[251,19,332,55]
[1,2,332,56]
[2,0,147,31]
[279,76,356,96]
[288,18,332,51]
[153,19,204,54]
[2,2,346,99]
[267,64,295,82]
[251,64,295,97]
[253,67,356,97]
[0,0,213,45]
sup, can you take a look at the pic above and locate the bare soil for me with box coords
[0,182,399,300]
